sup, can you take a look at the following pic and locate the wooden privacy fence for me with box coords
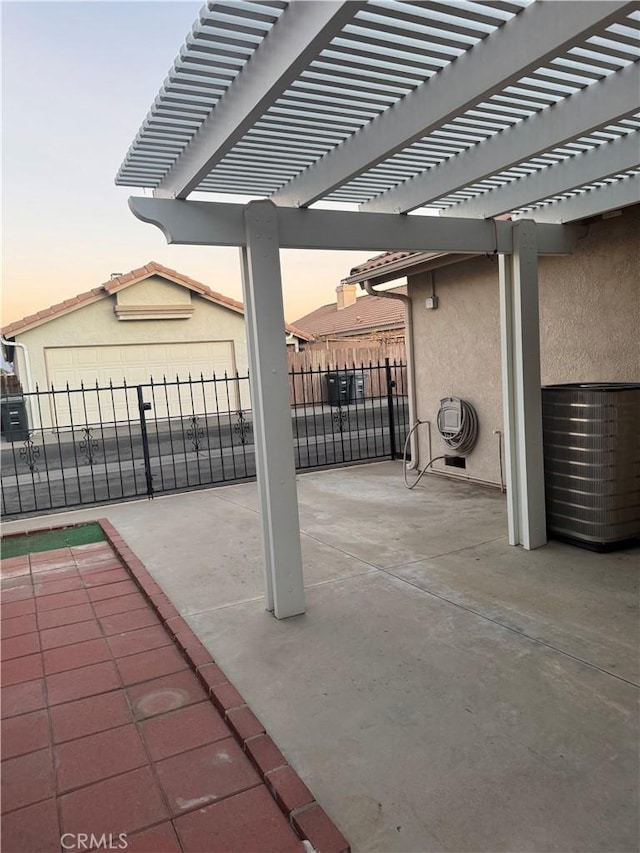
[288,358,407,407]
[287,342,406,405]
[288,341,405,371]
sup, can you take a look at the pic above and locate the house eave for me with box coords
[313,322,405,339]
[344,252,481,287]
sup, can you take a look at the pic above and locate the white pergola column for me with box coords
[498,220,547,550]
[239,246,273,613]
[240,199,305,618]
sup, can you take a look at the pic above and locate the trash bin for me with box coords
[0,396,30,442]
[352,370,366,402]
[326,371,352,406]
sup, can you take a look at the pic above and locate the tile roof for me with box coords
[292,286,406,339]
[1,263,312,340]
[348,252,419,276]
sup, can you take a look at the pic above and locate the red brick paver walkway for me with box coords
[1,529,349,853]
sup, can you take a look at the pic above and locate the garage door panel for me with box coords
[44,342,243,427]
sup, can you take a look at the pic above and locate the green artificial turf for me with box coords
[1,522,106,559]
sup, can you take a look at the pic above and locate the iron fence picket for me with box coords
[212,376,227,483]
[199,374,216,485]
[108,381,126,499]
[122,379,141,497]
[33,387,53,509]
[50,385,69,506]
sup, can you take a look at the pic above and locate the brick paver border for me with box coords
[3,518,350,852]
[95,518,350,853]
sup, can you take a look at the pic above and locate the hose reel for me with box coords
[403,396,479,490]
[436,396,479,455]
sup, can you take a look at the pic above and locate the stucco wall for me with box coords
[411,257,503,485]
[116,277,192,306]
[409,205,640,488]
[539,207,640,384]
[13,275,248,392]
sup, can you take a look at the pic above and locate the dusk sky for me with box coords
[1,1,381,327]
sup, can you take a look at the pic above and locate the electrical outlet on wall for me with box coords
[425,296,439,309]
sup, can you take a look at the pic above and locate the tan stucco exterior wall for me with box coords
[409,205,640,487]
[115,277,192,306]
[538,208,640,384]
[12,275,248,392]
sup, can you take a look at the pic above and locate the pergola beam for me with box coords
[270,1,634,209]
[154,1,363,199]
[128,197,579,255]
[513,173,640,224]
[361,61,640,214]
[442,132,640,220]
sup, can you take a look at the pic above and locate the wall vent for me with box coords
[445,455,466,469]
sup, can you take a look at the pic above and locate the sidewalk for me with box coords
[1,526,348,853]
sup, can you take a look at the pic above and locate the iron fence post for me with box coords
[385,358,397,460]
[137,386,154,499]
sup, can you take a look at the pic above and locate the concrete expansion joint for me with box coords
[383,534,507,569]
[378,564,639,689]
[299,531,381,570]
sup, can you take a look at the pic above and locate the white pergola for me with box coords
[116,0,640,618]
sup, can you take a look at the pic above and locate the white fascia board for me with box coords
[363,60,640,214]
[153,2,363,200]
[270,1,635,208]
[514,173,640,223]
[443,131,640,219]
[128,197,577,255]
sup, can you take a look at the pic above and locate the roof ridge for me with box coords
[2,262,312,340]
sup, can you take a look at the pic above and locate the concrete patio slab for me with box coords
[221,465,508,568]
[389,538,638,684]
[190,571,637,853]
[3,485,376,613]
[3,462,638,852]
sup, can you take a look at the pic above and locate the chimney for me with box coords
[336,282,357,310]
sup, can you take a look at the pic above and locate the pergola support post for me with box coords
[498,220,547,550]
[240,200,305,617]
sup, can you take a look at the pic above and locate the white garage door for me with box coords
[44,341,244,426]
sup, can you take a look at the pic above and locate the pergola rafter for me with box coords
[154,2,365,199]
[442,132,640,220]
[271,0,636,208]
[514,170,640,223]
[361,61,639,213]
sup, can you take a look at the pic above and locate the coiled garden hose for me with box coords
[403,397,479,490]
[436,397,479,455]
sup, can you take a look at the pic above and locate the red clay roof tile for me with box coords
[349,251,419,276]
[293,286,406,338]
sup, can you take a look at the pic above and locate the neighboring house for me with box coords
[344,204,640,488]
[1,262,311,426]
[293,282,406,342]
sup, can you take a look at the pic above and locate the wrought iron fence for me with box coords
[1,360,408,517]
